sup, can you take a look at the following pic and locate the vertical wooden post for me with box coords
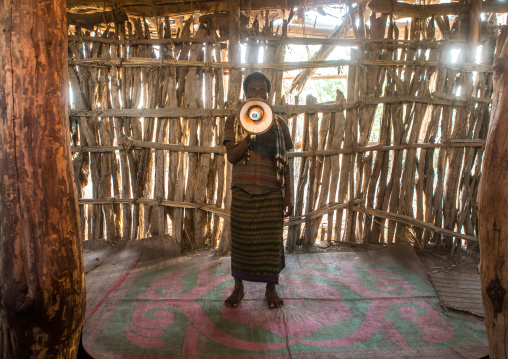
[477,43,508,359]
[290,95,312,247]
[444,0,481,249]
[0,0,85,357]
[219,0,241,252]
[286,96,299,251]
[194,37,215,248]
[302,96,318,246]
[211,36,226,248]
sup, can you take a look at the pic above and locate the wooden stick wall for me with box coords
[67,9,506,253]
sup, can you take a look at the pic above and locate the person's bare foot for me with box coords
[225,280,244,308]
[265,283,283,309]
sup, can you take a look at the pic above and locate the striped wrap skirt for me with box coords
[230,187,285,284]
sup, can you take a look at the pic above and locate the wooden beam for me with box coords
[69,57,493,72]
[68,33,464,48]
[69,138,485,157]
[0,0,85,357]
[68,93,491,118]
[67,8,128,30]
[368,0,508,17]
[67,0,347,17]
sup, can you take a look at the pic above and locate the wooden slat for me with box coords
[355,206,478,242]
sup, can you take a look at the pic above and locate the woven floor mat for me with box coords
[429,270,484,317]
[82,243,488,358]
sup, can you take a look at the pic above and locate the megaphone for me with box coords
[237,98,274,135]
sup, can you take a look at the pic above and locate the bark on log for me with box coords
[477,45,508,359]
[0,0,85,357]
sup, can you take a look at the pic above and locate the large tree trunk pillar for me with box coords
[477,44,508,358]
[0,0,85,358]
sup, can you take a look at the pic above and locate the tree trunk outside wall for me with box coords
[477,44,508,358]
[0,0,86,357]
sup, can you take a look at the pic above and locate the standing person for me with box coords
[223,72,293,309]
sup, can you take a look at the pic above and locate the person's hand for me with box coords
[282,195,293,217]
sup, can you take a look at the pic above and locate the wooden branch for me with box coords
[69,34,466,48]
[71,140,486,155]
[129,139,225,153]
[78,195,480,240]
[285,199,363,226]
[78,197,231,218]
[67,9,128,31]
[368,0,508,17]
[69,57,493,73]
[289,141,486,157]
[287,6,354,95]
[68,34,229,45]
[70,107,236,118]
[68,93,491,118]
[246,36,466,47]
[355,206,478,242]
[77,196,479,241]
[77,197,364,226]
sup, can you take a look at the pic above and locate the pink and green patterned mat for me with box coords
[82,243,488,358]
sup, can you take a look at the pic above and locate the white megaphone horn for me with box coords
[237,98,274,135]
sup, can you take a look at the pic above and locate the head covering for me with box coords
[243,72,271,95]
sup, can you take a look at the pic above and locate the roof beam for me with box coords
[68,0,348,17]
[67,9,128,30]
[368,0,508,17]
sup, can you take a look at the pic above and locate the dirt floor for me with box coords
[415,244,481,278]
[182,240,482,278]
